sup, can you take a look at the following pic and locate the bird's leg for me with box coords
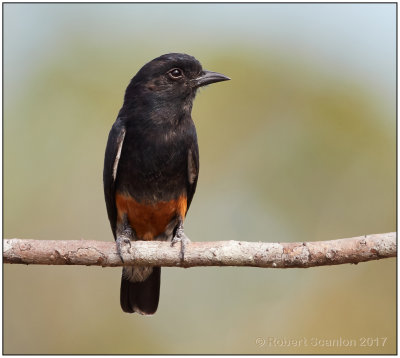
[171,217,191,261]
[116,214,134,263]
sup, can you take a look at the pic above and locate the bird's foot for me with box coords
[116,214,134,263]
[171,226,191,261]
[116,233,132,263]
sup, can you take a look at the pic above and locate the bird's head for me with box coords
[122,53,230,116]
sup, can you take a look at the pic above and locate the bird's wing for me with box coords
[103,119,126,239]
[186,143,199,212]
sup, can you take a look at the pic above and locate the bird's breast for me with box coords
[115,120,194,202]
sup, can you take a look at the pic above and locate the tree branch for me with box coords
[3,232,395,268]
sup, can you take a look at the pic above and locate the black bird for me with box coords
[103,53,230,314]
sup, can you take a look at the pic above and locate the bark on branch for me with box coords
[3,232,396,268]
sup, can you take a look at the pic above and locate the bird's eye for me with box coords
[168,68,183,79]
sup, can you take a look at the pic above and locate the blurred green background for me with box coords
[3,3,396,354]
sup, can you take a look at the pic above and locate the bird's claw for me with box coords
[116,235,132,263]
[171,229,191,261]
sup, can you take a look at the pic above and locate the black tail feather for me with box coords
[120,267,161,315]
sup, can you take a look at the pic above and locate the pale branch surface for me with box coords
[3,232,395,268]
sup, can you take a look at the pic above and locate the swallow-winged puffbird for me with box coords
[103,53,230,314]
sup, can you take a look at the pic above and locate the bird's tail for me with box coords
[120,266,161,315]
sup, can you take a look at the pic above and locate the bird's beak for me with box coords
[193,70,231,88]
